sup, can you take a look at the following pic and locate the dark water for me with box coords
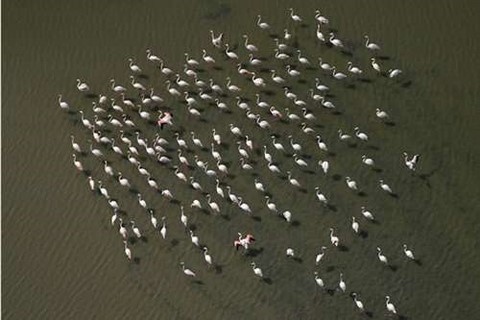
[3,1,480,319]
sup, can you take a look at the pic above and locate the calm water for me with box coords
[3,1,480,319]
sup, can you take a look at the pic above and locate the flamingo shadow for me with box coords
[326,265,335,272]
[359,230,369,238]
[292,257,303,263]
[214,264,223,274]
[338,245,349,252]
[133,257,141,264]
[262,277,273,285]
[245,247,264,257]
[388,265,398,272]
[414,259,423,266]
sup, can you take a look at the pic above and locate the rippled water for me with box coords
[3,1,480,319]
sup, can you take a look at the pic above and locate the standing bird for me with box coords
[87,176,95,191]
[385,296,397,314]
[314,272,324,288]
[315,246,327,265]
[58,94,70,111]
[361,206,375,221]
[364,35,381,50]
[131,221,142,238]
[180,262,196,277]
[250,262,264,278]
[123,241,132,260]
[345,176,358,191]
[160,216,167,239]
[371,58,381,73]
[352,293,365,312]
[286,248,295,258]
[354,127,369,141]
[379,179,394,194]
[149,210,158,229]
[376,108,389,120]
[256,15,270,30]
[180,206,188,228]
[329,228,339,247]
[314,187,328,206]
[289,8,302,22]
[203,247,213,267]
[377,247,389,265]
[76,79,90,92]
[351,217,359,234]
[403,244,416,260]
[190,229,200,247]
[72,154,83,171]
[128,58,142,73]
[338,273,346,292]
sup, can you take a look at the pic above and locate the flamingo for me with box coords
[289,8,302,22]
[364,35,381,50]
[347,61,363,74]
[376,108,389,120]
[379,179,394,194]
[385,296,397,314]
[58,94,69,111]
[388,68,403,78]
[206,194,220,214]
[160,217,167,239]
[377,247,389,265]
[332,67,347,80]
[286,248,295,258]
[329,33,343,47]
[76,79,89,92]
[318,160,329,174]
[256,15,270,30]
[339,273,346,292]
[287,171,301,188]
[184,53,199,67]
[314,187,328,206]
[180,262,196,277]
[146,49,161,63]
[314,272,324,288]
[403,244,416,260]
[243,35,258,52]
[354,127,369,141]
[110,79,126,93]
[131,221,142,238]
[371,58,381,73]
[271,70,286,84]
[352,217,359,233]
[403,152,420,171]
[130,76,146,91]
[202,49,216,64]
[315,246,327,265]
[250,262,263,278]
[352,293,365,312]
[345,176,358,190]
[316,24,325,42]
[225,44,238,60]
[209,30,223,48]
[123,241,132,260]
[329,228,339,247]
[128,58,142,73]
[315,10,329,24]
[361,206,375,221]
[72,154,83,171]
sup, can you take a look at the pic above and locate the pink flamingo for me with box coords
[233,232,255,250]
[157,111,173,129]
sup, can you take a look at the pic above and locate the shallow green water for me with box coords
[3,1,480,319]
